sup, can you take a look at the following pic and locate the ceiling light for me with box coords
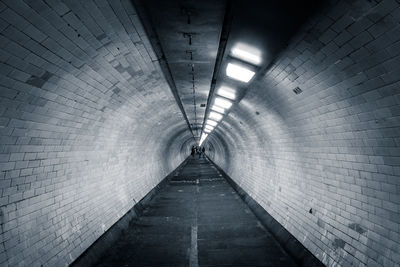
[211,105,225,114]
[209,111,223,121]
[206,123,215,129]
[231,43,262,65]
[199,133,208,146]
[214,97,232,109]
[217,86,236,100]
[206,119,218,126]
[204,128,211,133]
[226,63,255,83]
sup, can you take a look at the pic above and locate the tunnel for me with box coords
[0,0,399,266]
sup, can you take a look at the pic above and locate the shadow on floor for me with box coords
[92,157,296,267]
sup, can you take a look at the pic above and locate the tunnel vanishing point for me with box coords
[0,0,399,266]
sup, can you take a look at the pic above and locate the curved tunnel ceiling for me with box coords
[133,0,322,145]
[133,0,227,139]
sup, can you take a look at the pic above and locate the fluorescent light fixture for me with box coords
[206,124,215,130]
[217,86,236,100]
[209,111,223,121]
[211,105,225,114]
[205,125,214,130]
[226,63,255,83]
[214,97,232,109]
[204,128,211,133]
[231,43,262,65]
[199,133,208,146]
[206,119,218,126]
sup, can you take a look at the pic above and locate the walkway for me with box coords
[95,157,296,266]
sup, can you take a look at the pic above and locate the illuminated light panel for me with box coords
[204,128,211,133]
[199,133,208,146]
[217,86,236,100]
[207,119,218,126]
[205,125,214,130]
[226,63,255,83]
[211,105,225,114]
[231,43,262,65]
[206,123,216,129]
[205,125,215,131]
[214,97,232,109]
[209,111,223,121]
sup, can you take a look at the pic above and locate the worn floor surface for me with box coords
[95,157,296,267]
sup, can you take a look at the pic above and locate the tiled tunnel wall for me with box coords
[0,0,192,266]
[211,0,400,266]
[0,0,400,267]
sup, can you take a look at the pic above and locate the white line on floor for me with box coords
[189,225,198,267]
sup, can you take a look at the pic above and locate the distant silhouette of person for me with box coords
[202,147,205,157]
[191,146,195,157]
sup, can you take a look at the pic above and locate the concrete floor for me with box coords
[95,157,296,266]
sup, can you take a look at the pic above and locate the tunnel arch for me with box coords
[0,0,399,266]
